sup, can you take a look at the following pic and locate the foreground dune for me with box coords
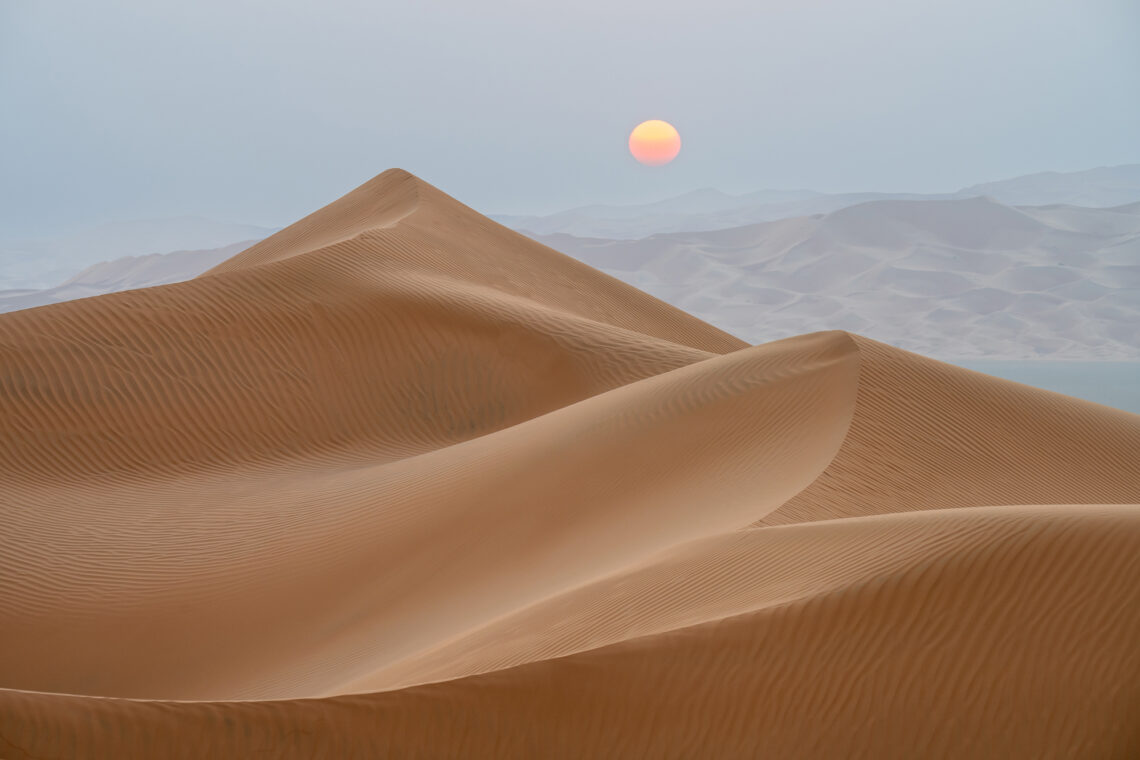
[2,170,1139,758]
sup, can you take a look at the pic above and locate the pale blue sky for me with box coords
[2,0,1137,238]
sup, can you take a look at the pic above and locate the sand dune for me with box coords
[2,170,1139,758]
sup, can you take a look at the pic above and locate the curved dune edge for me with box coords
[2,331,861,700]
[761,333,1140,525]
[3,170,1140,758]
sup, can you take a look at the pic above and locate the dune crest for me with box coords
[2,171,1139,758]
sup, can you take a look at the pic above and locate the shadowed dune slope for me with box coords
[2,170,1140,758]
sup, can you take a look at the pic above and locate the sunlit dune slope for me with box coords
[2,170,1139,759]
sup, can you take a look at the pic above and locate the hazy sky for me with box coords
[2,0,1138,238]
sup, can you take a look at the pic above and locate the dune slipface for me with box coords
[2,170,1139,759]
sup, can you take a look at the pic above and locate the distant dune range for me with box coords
[2,171,1139,758]
[0,240,257,314]
[541,198,1140,359]
[497,164,1140,238]
[0,217,277,291]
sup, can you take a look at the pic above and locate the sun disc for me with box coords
[629,120,681,166]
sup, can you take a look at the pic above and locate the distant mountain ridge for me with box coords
[498,164,1140,239]
[0,216,278,290]
[0,240,258,314]
[959,165,1140,207]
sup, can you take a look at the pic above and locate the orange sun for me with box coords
[629,120,681,166]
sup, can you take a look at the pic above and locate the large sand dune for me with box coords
[2,170,1139,758]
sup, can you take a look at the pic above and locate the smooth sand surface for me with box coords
[2,170,1139,758]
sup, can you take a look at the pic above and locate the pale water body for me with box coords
[955,362,1140,416]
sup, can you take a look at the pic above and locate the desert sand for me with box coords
[2,169,1139,758]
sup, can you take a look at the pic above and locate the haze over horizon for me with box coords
[2,0,1138,239]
